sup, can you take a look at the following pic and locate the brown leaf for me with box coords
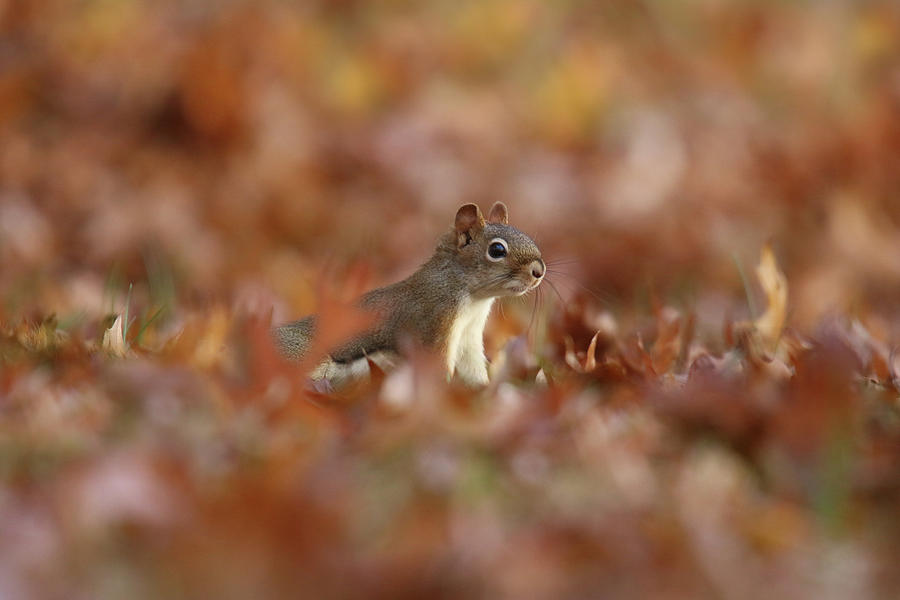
[890,346,900,392]
[652,306,681,374]
[584,330,601,372]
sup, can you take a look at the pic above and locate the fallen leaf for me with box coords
[584,330,601,372]
[753,244,788,352]
[101,315,129,357]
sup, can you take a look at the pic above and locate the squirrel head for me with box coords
[446,202,545,299]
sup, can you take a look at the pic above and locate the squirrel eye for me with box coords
[486,239,508,261]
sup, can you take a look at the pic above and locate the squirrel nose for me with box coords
[530,260,545,280]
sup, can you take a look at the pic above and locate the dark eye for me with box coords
[487,240,508,261]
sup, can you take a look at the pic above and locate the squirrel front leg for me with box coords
[453,341,490,385]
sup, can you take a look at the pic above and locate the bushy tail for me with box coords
[272,316,316,360]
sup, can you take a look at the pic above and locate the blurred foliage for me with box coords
[2,0,900,598]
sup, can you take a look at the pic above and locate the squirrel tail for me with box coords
[272,316,316,360]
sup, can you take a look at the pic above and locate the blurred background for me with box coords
[2,0,899,331]
[2,1,900,599]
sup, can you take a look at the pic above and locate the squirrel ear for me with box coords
[454,204,485,248]
[487,201,508,225]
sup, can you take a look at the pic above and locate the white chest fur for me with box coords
[445,297,495,385]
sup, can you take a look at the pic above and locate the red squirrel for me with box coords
[274,202,545,386]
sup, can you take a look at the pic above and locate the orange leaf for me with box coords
[753,244,788,352]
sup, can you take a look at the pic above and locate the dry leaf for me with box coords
[101,315,129,357]
[584,330,601,372]
[652,306,682,374]
[753,244,788,352]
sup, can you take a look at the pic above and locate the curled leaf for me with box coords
[584,330,601,372]
[101,315,129,357]
[753,244,788,352]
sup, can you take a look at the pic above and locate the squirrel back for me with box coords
[274,202,545,386]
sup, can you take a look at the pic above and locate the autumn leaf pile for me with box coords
[2,1,900,599]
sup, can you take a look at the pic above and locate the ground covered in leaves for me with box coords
[2,1,900,598]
